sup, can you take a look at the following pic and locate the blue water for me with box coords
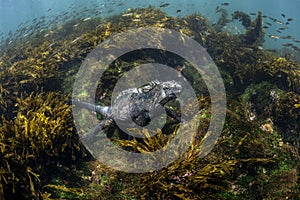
[0,0,300,49]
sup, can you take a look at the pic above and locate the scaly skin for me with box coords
[71,80,182,140]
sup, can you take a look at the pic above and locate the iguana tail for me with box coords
[70,99,111,116]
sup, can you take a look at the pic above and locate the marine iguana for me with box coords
[71,80,182,140]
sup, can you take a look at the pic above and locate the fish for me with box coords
[282,43,293,47]
[257,46,264,50]
[266,22,272,26]
[266,49,277,53]
[243,47,254,52]
[269,17,284,25]
[269,17,276,21]
[281,13,285,18]
[122,13,133,17]
[160,3,170,8]
[221,2,229,6]
[250,13,256,15]
[269,35,280,39]
[71,37,81,43]
[83,17,91,21]
[176,9,182,13]
[281,35,293,39]
[275,20,284,25]
[262,15,268,18]
[263,26,269,29]
[287,18,293,21]
[46,42,56,49]
[278,27,287,30]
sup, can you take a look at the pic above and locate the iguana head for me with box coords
[137,80,182,96]
[160,80,182,96]
[135,80,182,103]
[156,80,182,106]
[129,80,182,125]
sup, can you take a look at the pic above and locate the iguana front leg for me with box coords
[158,94,182,122]
[165,107,182,122]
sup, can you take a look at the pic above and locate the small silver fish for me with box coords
[122,13,133,17]
[160,3,170,8]
[269,35,279,39]
[83,17,91,21]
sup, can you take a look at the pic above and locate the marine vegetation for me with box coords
[232,11,252,28]
[0,6,299,199]
[0,92,88,199]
